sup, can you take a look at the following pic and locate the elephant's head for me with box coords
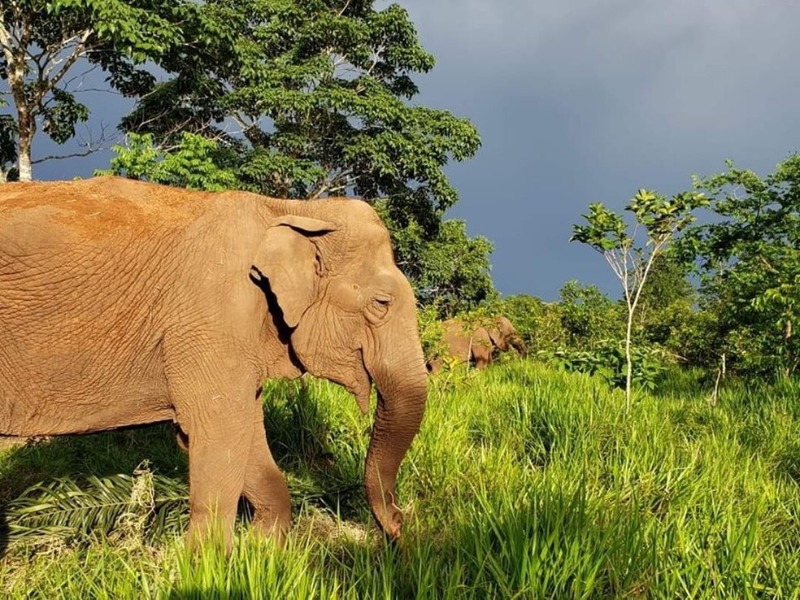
[254,201,427,539]
[488,316,527,357]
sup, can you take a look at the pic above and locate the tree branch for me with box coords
[308,168,354,199]
[0,22,16,67]
[31,147,98,164]
[31,122,116,164]
[336,0,352,17]
[46,29,95,93]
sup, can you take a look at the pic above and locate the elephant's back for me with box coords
[0,177,211,239]
[0,177,200,348]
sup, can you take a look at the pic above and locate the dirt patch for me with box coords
[0,176,213,239]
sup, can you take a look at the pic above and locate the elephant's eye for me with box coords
[373,294,392,307]
[366,294,392,323]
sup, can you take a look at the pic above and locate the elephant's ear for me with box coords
[488,327,507,350]
[256,215,338,328]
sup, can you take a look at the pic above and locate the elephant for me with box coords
[428,316,526,373]
[0,176,427,548]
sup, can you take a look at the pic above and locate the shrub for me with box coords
[500,294,565,354]
[539,341,670,392]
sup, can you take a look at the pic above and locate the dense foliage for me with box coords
[0,0,195,180]
[683,157,800,377]
[557,280,622,348]
[120,0,481,231]
[379,206,497,315]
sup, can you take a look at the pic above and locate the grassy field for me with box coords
[1,362,799,598]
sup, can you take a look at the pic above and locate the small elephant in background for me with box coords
[428,316,526,373]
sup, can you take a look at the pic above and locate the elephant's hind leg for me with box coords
[242,398,291,541]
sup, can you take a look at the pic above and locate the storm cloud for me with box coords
[398,0,800,298]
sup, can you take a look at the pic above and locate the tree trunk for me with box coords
[625,307,633,411]
[9,53,33,181]
[17,121,33,182]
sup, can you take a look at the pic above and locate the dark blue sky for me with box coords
[33,1,800,300]
[400,0,800,299]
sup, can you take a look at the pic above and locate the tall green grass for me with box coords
[1,363,798,598]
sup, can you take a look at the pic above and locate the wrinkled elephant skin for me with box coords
[0,177,428,548]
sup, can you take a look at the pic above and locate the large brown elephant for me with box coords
[428,316,526,373]
[0,177,427,547]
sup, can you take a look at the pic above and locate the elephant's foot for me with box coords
[250,504,292,545]
[243,470,292,545]
[186,507,238,553]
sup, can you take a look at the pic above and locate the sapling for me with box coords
[571,189,708,408]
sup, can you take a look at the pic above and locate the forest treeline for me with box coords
[499,157,799,388]
[1,1,798,385]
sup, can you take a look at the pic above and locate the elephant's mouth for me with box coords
[291,331,373,415]
[345,348,372,415]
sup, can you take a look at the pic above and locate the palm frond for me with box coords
[3,472,189,545]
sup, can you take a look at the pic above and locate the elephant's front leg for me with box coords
[472,346,492,369]
[174,384,256,551]
[242,397,291,541]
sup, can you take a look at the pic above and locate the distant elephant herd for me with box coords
[0,178,523,549]
[427,316,527,373]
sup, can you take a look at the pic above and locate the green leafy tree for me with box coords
[685,157,800,377]
[572,189,708,407]
[120,0,481,231]
[0,0,193,181]
[380,207,496,315]
[98,132,239,192]
[558,280,622,349]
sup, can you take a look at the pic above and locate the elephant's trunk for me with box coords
[364,352,427,539]
[510,335,527,358]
